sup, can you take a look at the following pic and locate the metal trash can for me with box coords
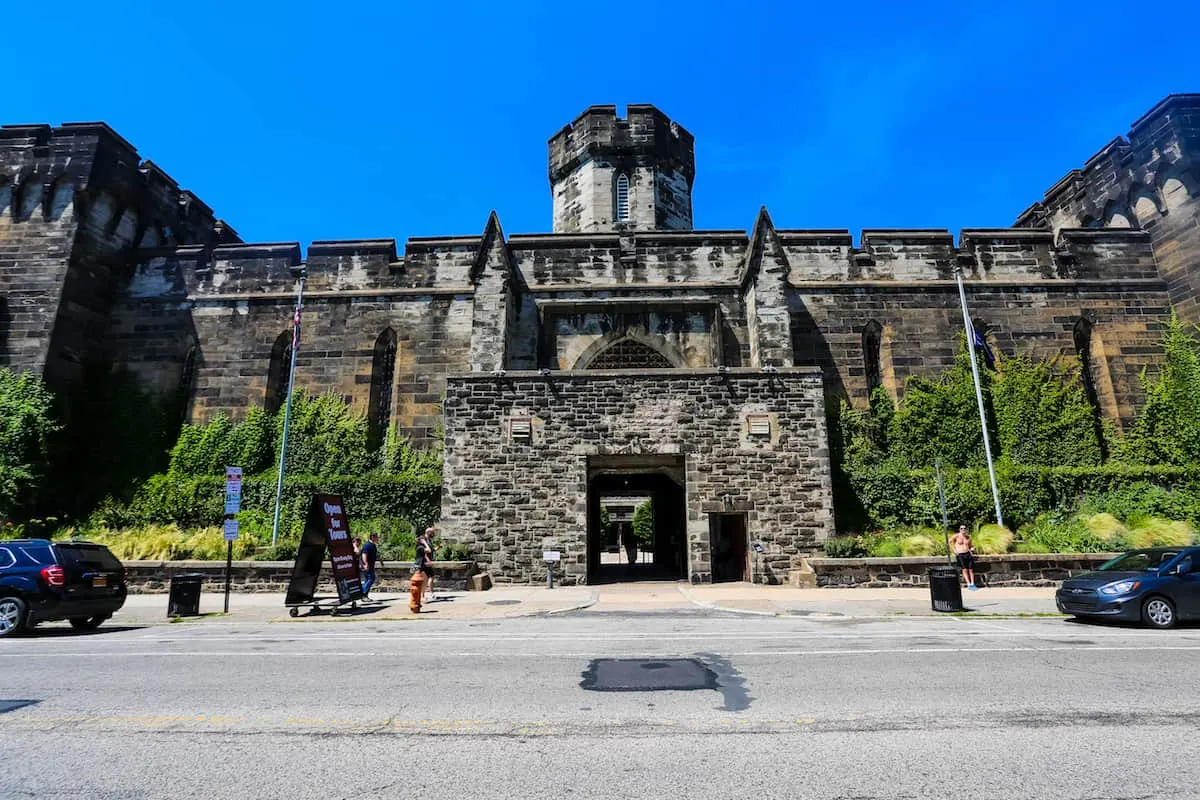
[928,565,963,612]
[168,573,204,617]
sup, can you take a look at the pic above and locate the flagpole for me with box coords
[954,264,1004,529]
[271,271,306,547]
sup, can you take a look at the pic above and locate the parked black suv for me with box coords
[0,539,128,636]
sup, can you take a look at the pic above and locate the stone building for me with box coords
[1,95,1197,585]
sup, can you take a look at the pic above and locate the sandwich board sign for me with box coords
[284,494,365,607]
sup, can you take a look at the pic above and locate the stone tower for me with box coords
[548,105,695,233]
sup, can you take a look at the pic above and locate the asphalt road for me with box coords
[2,611,1199,799]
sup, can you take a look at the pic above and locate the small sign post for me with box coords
[543,550,561,590]
[223,467,242,614]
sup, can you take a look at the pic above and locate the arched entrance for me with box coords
[586,455,686,583]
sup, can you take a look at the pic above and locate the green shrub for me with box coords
[0,368,61,521]
[1126,518,1195,548]
[1080,513,1127,547]
[866,535,902,558]
[823,536,868,558]
[900,534,938,557]
[257,541,298,561]
[354,517,417,562]
[438,542,473,561]
[632,499,654,548]
[974,524,1014,555]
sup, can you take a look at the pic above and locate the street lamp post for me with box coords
[953,264,1005,529]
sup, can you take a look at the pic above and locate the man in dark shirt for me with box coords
[361,533,380,600]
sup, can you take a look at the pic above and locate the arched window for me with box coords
[614,173,630,223]
[861,321,883,394]
[178,344,198,422]
[265,330,292,414]
[587,338,673,370]
[1073,318,1109,460]
[367,328,398,447]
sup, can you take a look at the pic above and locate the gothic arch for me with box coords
[1157,164,1198,212]
[178,343,199,423]
[614,172,631,223]
[46,175,77,222]
[1073,317,1118,448]
[265,330,292,414]
[575,334,681,370]
[1129,183,1162,225]
[15,180,42,221]
[1101,200,1132,229]
[367,328,398,448]
[861,320,883,395]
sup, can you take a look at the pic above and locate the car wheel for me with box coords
[0,597,28,637]
[1142,596,1176,629]
[69,616,108,632]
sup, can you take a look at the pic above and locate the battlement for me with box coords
[1015,93,1200,229]
[0,121,233,247]
[547,104,695,187]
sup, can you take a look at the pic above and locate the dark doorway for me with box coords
[587,455,686,583]
[710,514,749,583]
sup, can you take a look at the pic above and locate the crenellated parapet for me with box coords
[1013,94,1200,321]
[549,104,696,233]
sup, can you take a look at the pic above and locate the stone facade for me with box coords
[439,369,834,586]
[2,97,1198,581]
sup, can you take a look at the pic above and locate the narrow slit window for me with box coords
[615,174,630,222]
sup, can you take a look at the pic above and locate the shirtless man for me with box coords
[950,524,978,590]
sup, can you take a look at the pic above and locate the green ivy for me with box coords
[0,369,60,521]
[1123,314,1200,465]
[991,354,1102,467]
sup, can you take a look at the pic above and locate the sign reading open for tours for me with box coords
[284,494,364,610]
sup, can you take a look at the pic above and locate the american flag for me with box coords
[291,306,301,351]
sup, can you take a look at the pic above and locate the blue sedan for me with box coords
[1056,546,1200,628]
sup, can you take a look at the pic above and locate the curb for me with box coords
[676,585,780,617]
[541,589,601,616]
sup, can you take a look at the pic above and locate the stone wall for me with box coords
[123,560,478,594]
[439,368,835,586]
[810,554,1116,588]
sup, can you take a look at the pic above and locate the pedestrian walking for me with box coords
[951,524,978,590]
[416,527,437,602]
[360,533,380,600]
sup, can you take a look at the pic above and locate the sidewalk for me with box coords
[679,584,1061,617]
[112,582,1061,625]
[114,585,599,625]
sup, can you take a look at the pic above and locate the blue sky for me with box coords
[8,0,1199,248]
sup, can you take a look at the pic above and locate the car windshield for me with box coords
[1097,550,1180,572]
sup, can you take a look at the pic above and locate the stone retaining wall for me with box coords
[123,561,479,594]
[809,554,1116,588]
